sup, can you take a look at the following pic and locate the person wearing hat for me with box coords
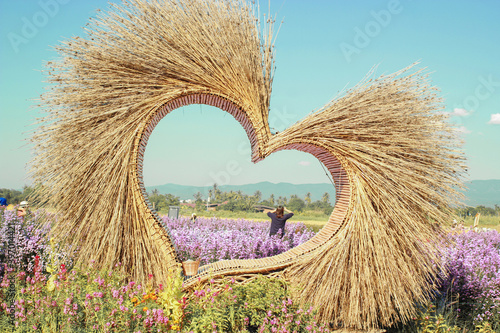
[17,201,32,220]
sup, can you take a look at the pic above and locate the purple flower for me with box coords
[162,216,316,265]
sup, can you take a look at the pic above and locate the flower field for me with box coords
[1,207,500,332]
[438,227,500,327]
[163,216,316,265]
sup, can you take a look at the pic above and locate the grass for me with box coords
[169,207,500,233]
[460,214,500,232]
[163,207,330,232]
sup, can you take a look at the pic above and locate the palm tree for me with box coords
[269,194,275,206]
[254,190,262,202]
[305,192,312,206]
[322,192,330,205]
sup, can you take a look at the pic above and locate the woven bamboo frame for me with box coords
[135,93,352,279]
[30,0,466,329]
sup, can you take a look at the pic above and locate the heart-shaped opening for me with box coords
[134,94,351,280]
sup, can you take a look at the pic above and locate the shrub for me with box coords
[0,209,51,277]
[438,228,500,330]
[184,275,331,333]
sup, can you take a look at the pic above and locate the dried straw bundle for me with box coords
[277,67,466,328]
[28,0,467,329]
[30,0,274,284]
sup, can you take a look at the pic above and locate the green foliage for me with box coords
[413,304,461,333]
[148,190,181,213]
[288,196,306,212]
[184,275,331,332]
[456,205,500,218]
[475,322,497,333]
[0,186,33,206]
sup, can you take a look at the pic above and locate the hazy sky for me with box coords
[1,0,499,190]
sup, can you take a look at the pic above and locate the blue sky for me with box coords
[1,0,499,190]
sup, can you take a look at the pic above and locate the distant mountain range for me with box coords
[462,179,500,207]
[147,179,500,207]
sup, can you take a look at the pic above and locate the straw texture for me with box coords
[29,0,466,329]
[31,0,274,285]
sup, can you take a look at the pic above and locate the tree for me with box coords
[253,190,262,202]
[304,192,312,206]
[0,185,42,206]
[268,194,275,206]
[213,183,223,202]
[322,192,330,205]
[288,197,305,212]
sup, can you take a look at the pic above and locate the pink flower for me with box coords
[94,276,105,286]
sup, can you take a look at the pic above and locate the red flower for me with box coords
[34,255,40,273]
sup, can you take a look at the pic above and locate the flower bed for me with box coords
[2,209,500,331]
[438,227,500,328]
[163,216,316,265]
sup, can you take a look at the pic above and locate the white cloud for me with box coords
[455,126,471,134]
[298,161,311,166]
[451,108,470,116]
[488,113,500,124]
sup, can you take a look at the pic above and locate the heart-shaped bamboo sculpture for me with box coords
[31,0,465,329]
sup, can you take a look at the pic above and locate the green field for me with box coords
[173,207,329,232]
[175,208,500,233]
[460,214,500,232]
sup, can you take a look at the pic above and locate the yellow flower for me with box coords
[143,307,148,312]
[46,275,56,292]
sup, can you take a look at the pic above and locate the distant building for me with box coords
[207,201,229,211]
[180,200,229,211]
[253,204,275,213]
